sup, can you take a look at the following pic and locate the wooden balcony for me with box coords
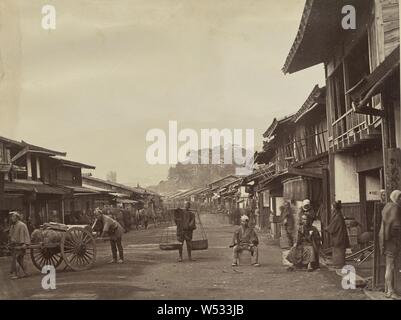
[274,130,329,173]
[330,109,381,153]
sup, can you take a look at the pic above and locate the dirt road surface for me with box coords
[0,214,367,300]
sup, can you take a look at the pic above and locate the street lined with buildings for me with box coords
[0,0,400,300]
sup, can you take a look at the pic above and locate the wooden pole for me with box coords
[0,172,4,211]
[62,199,65,224]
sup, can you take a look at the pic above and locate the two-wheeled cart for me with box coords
[29,224,97,272]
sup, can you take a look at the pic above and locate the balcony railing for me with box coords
[331,109,380,150]
[274,130,328,173]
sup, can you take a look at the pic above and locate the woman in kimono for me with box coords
[287,214,321,271]
[325,201,350,268]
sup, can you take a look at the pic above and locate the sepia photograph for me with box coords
[0,0,400,307]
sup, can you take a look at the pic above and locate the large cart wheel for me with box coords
[30,245,63,272]
[61,227,97,271]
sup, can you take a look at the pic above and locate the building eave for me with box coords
[282,0,339,74]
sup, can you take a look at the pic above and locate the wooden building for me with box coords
[0,136,113,226]
[82,175,160,210]
[0,136,69,226]
[282,0,400,291]
[251,86,329,241]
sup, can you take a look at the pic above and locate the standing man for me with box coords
[379,190,401,299]
[135,207,142,229]
[8,211,31,279]
[325,201,350,268]
[175,201,196,262]
[230,215,260,267]
[94,208,125,264]
[141,204,149,229]
[282,201,295,247]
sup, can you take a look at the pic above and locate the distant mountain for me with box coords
[149,145,249,194]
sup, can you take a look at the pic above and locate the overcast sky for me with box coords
[1,0,324,186]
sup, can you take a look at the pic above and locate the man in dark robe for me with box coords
[379,190,401,299]
[175,201,196,262]
[281,201,295,247]
[325,201,350,268]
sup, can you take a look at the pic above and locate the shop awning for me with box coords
[110,192,132,199]
[116,199,138,204]
[82,184,111,192]
[4,181,69,195]
[62,185,103,196]
[53,157,96,170]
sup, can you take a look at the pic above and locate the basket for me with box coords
[191,239,208,251]
[159,242,182,251]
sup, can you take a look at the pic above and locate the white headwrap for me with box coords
[9,211,21,219]
[390,190,401,206]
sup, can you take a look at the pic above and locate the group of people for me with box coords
[281,199,350,272]
[4,201,162,278]
[173,201,261,267]
[5,190,401,300]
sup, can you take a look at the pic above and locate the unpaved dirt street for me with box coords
[0,214,366,300]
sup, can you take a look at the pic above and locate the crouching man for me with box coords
[230,215,260,267]
[94,208,125,264]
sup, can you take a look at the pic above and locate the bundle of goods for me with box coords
[31,229,44,243]
[31,228,63,244]
[43,222,68,232]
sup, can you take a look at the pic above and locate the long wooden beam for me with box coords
[287,167,323,179]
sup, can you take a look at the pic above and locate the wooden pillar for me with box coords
[61,200,65,224]
[26,153,32,180]
[45,201,49,223]
[358,173,367,233]
[0,172,4,210]
[382,87,398,200]
[322,168,331,248]
[28,202,32,224]
[36,156,41,180]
